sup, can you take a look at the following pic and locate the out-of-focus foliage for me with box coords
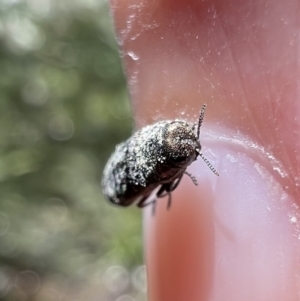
[0,1,146,300]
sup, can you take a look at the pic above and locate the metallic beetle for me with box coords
[102,104,218,209]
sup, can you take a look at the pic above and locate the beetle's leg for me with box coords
[157,186,171,209]
[156,184,167,197]
[169,174,184,192]
[156,183,171,210]
[184,171,198,186]
[166,192,172,209]
[156,183,170,198]
[158,175,184,199]
[156,174,185,210]
[137,193,159,215]
[165,176,182,210]
[138,183,170,214]
[137,194,152,208]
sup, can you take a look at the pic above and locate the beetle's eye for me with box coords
[172,156,188,164]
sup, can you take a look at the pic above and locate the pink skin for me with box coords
[110,0,300,300]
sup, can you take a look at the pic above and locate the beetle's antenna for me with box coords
[197,104,207,139]
[196,151,219,176]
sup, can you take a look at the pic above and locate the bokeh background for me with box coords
[0,0,146,300]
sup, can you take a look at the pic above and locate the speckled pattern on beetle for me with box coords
[101,104,218,210]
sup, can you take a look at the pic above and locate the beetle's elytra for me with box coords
[101,104,218,210]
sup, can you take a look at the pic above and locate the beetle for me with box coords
[101,104,218,210]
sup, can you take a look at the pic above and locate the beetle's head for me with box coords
[163,121,200,168]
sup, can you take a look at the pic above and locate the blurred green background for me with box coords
[0,0,146,300]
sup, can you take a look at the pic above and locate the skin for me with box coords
[110,0,300,300]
